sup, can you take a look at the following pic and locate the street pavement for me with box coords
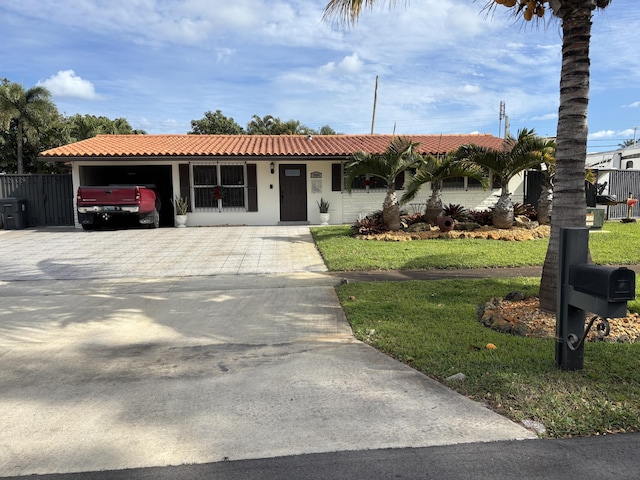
[0,226,637,479]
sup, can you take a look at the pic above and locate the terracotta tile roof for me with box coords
[39,133,504,160]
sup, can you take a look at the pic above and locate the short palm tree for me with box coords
[532,141,557,225]
[401,152,488,225]
[0,82,54,174]
[345,136,423,231]
[456,128,552,229]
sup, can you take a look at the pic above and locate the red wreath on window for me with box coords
[364,180,371,187]
[213,187,224,200]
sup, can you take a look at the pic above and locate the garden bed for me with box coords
[357,224,551,242]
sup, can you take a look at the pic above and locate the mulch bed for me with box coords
[357,224,551,242]
[478,295,640,343]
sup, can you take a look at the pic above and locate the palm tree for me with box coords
[323,0,613,315]
[0,82,54,174]
[533,142,557,225]
[401,152,488,225]
[246,114,277,134]
[456,129,552,229]
[345,136,423,230]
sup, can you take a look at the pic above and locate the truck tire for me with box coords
[149,208,160,229]
[80,213,98,230]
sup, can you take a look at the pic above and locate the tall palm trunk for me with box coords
[539,6,593,312]
[16,119,24,175]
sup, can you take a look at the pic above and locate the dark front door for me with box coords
[279,164,307,221]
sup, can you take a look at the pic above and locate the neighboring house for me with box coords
[586,145,640,219]
[39,133,518,227]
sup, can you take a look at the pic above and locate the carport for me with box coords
[80,165,175,227]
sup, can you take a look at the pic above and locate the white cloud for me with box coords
[319,53,364,76]
[38,70,100,100]
[623,101,640,108]
[589,130,617,140]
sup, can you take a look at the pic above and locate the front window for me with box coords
[349,174,387,191]
[442,176,485,191]
[192,163,246,210]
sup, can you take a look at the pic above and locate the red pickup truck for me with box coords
[77,185,161,230]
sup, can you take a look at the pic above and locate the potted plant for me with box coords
[174,196,189,227]
[317,197,330,225]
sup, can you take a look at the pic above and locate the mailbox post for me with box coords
[557,227,636,370]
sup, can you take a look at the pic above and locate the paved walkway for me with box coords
[0,226,535,477]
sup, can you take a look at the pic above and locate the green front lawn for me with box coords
[336,278,640,438]
[312,221,640,271]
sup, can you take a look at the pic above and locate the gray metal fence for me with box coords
[607,170,640,220]
[0,174,74,226]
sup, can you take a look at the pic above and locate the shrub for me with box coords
[402,212,426,226]
[467,209,493,226]
[352,211,385,235]
[443,203,468,222]
[513,203,537,220]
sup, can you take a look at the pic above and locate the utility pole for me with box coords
[634,126,638,147]
[371,75,378,135]
[499,101,506,138]
[504,115,510,138]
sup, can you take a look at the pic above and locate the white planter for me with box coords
[176,214,188,228]
[319,212,330,225]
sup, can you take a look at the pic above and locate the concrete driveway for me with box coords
[0,227,534,477]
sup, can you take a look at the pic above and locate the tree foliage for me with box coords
[0,80,57,174]
[68,114,146,141]
[189,110,245,134]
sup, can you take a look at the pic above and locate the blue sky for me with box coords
[2,0,638,152]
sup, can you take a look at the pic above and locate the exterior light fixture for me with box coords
[270,162,275,174]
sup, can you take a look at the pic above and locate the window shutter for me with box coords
[179,164,191,212]
[331,163,342,191]
[247,164,258,212]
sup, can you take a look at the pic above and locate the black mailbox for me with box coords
[557,228,637,371]
[569,265,635,302]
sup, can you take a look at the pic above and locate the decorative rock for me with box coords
[455,222,481,231]
[511,321,529,337]
[490,316,512,333]
[521,419,547,435]
[505,291,526,301]
[445,372,466,382]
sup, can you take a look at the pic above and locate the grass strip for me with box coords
[312,222,640,271]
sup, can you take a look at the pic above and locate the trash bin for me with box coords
[586,207,604,230]
[1,198,28,230]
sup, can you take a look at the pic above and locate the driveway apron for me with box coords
[0,227,535,477]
